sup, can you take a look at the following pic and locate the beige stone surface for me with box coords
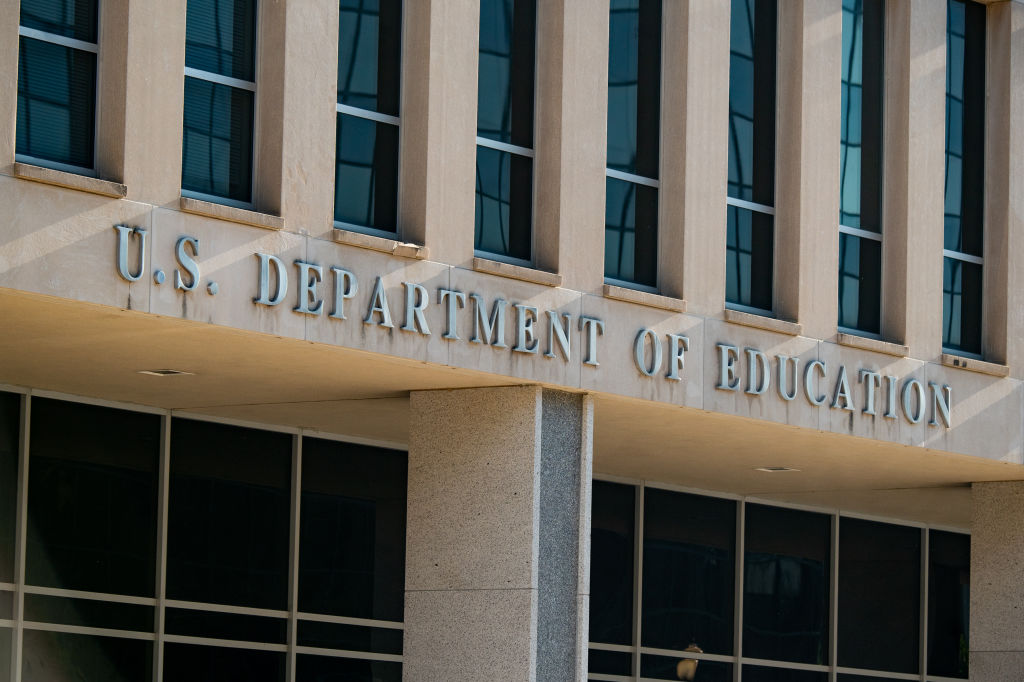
[970,651,1024,682]
[0,0,18,172]
[972,482,1024,655]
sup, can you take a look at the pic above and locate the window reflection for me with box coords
[334,114,399,231]
[928,530,970,679]
[181,77,254,203]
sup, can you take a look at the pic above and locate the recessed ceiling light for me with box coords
[137,369,194,377]
[754,466,800,473]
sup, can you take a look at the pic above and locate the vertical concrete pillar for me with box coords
[970,481,1024,679]
[0,0,17,172]
[404,386,593,682]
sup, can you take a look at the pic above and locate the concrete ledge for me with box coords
[837,332,908,357]
[723,308,802,336]
[333,228,429,259]
[602,284,686,313]
[13,162,127,198]
[940,353,1010,377]
[179,196,284,230]
[472,257,563,287]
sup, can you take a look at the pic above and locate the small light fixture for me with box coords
[675,643,703,681]
[137,369,194,377]
[754,466,800,473]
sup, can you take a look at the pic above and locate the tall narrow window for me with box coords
[727,0,777,314]
[605,0,661,290]
[334,0,402,236]
[182,0,257,207]
[839,0,884,336]
[475,0,536,265]
[943,0,985,355]
[16,0,98,174]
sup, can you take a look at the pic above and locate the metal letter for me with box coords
[665,334,689,381]
[363,276,394,328]
[513,304,539,353]
[831,366,855,411]
[579,316,605,367]
[438,289,466,340]
[401,282,430,335]
[745,348,770,395]
[634,329,662,377]
[777,356,799,401]
[883,375,899,419]
[859,369,881,415]
[901,378,926,424]
[544,310,572,361]
[803,360,827,406]
[254,252,288,306]
[174,236,200,291]
[114,225,147,282]
[293,261,323,315]
[929,382,952,428]
[329,267,357,320]
[470,295,508,348]
[716,344,740,391]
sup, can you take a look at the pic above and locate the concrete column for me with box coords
[0,0,16,173]
[970,481,1024,679]
[404,386,593,682]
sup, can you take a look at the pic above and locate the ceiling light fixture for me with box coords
[754,466,800,473]
[137,369,194,377]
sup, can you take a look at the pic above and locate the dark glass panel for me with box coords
[22,630,152,682]
[607,0,662,179]
[743,504,830,665]
[181,76,254,203]
[185,0,257,81]
[942,257,982,354]
[0,392,18,585]
[27,398,159,597]
[24,594,153,632]
[334,114,399,232]
[0,627,9,682]
[296,653,401,682]
[165,607,287,644]
[0,592,11,620]
[944,0,985,258]
[604,177,658,287]
[837,518,921,673]
[642,489,735,656]
[589,481,635,646]
[837,676,905,682]
[641,654,732,682]
[928,530,970,679]
[297,620,402,655]
[17,37,96,169]
[840,0,884,232]
[726,205,773,311]
[743,666,828,682]
[338,0,402,116]
[20,0,98,43]
[163,643,284,682]
[298,438,407,622]
[838,233,881,334]
[728,0,777,205]
[477,0,536,147]
[167,418,291,610]
[474,146,532,261]
[587,648,632,677]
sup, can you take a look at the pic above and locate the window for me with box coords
[943,0,985,356]
[334,0,402,236]
[839,0,884,336]
[605,0,661,290]
[182,0,257,207]
[16,0,98,174]
[726,0,777,315]
[475,0,536,265]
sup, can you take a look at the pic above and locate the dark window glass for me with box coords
[605,177,658,287]
[743,504,830,665]
[163,643,284,682]
[0,392,18,585]
[642,489,735,656]
[588,648,632,677]
[837,676,905,682]
[726,205,773,311]
[22,630,152,682]
[20,0,97,42]
[181,76,255,203]
[474,146,532,262]
[24,594,153,632]
[942,257,982,354]
[338,0,401,116]
[296,653,401,682]
[167,419,291,611]
[641,655,732,682]
[838,232,882,334]
[0,627,9,682]
[297,620,403,655]
[838,518,920,674]
[185,0,257,81]
[477,0,535,147]
[16,37,96,169]
[164,607,287,644]
[589,481,635,646]
[298,438,407,622]
[743,666,828,682]
[0,592,11,620]
[27,398,159,597]
[607,0,661,178]
[334,113,399,231]
[928,530,970,679]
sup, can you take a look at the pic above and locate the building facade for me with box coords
[1,0,1023,680]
